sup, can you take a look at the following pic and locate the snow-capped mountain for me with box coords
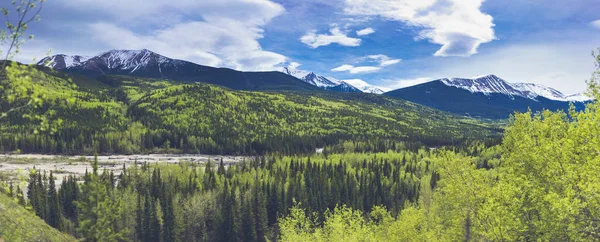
[37,49,181,74]
[565,93,592,102]
[279,68,384,93]
[280,67,340,87]
[38,49,187,75]
[37,49,320,92]
[324,81,363,92]
[441,75,526,98]
[340,79,387,94]
[386,74,592,119]
[279,68,362,92]
[302,72,341,88]
[439,74,592,102]
[281,67,311,80]
[38,54,90,69]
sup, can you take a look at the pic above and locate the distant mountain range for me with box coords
[38,50,386,94]
[279,67,385,94]
[37,49,594,119]
[436,75,589,102]
[385,75,592,119]
[38,49,320,91]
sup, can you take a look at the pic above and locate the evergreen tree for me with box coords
[76,157,129,241]
[46,171,61,229]
[253,180,268,242]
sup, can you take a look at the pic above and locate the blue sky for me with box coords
[9,0,600,94]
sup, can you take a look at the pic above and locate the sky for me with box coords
[6,0,600,94]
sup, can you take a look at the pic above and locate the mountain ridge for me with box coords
[37,49,321,92]
[420,74,591,102]
[385,77,591,119]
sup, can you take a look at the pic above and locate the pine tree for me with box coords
[46,171,61,229]
[76,156,129,241]
[218,158,226,176]
[136,194,144,242]
[241,193,257,242]
[254,180,268,242]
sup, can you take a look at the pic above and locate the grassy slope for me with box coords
[0,194,77,242]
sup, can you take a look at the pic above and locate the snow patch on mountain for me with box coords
[96,49,175,71]
[280,67,310,80]
[280,68,343,88]
[565,93,593,102]
[439,74,592,102]
[279,68,386,93]
[341,79,387,94]
[441,75,525,98]
[511,83,567,101]
[302,72,341,87]
[37,54,90,69]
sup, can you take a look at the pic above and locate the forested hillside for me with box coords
[5,89,598,241]
[0,193,77,242]
[0,68,502,155]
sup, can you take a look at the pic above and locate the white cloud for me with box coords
[22,0,288,71]
[332,54,401,74]
[300,26,362,48]
[343,0,496,57]
[331,64,381,73]
[590,19,600,29]
[331,64,354,72]
[356,27,375,36]
[57,0,285,26]
[367,54,401,66]
[381,77,433,90]
[288,62,302,70]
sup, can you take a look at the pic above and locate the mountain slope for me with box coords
[38,50,320,91]
[385,78,588,119]
[1,69,501,155]
[0,194,77,241]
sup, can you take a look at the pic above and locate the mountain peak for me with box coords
[442,75,522,98]
[93,49,173,71]
[472,74,499,79]
[37,54,91,69]
[438,75,592,102]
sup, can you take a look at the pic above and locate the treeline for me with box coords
[12,147,453,241]
[0,72,501,155]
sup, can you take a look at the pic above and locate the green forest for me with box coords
[0,68,502,155]
[2,1,600,241]
[2,90,600,241]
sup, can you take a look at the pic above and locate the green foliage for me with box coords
[0,73,502,155]
[0,193,76,242]
[278,72,600,242]
[75,158,129,241]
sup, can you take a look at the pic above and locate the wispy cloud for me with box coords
[300,26,362,48]
[356,27,375,36]
[590,19,600,29]
[331,64,381,73]
[331,54,400,74]
[366,54,401,66]
[288,61,302,70]
[343,0,496,57]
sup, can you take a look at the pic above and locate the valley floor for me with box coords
[0,153,248,182]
